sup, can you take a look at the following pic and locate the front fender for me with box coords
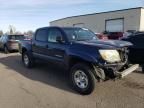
[68,51,99,64]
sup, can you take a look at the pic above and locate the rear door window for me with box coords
[8,35,24,40]
[35,29,48,42]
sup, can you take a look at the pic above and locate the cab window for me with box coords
[48,28,63,43]
[35,29,48,42]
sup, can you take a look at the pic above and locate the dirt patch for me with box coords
[123,80,144,90]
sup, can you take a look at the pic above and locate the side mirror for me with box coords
[56,36,64,43]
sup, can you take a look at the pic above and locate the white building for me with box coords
[50,7,144,33]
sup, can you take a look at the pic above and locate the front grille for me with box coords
[118,47,128,62]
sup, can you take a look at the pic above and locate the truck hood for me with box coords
[73,40,132,49]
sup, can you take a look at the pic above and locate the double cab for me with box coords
[19,27,139,95]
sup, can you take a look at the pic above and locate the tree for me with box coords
[15,31,22,35]
[8,25,16,35]
[25,30,34,36]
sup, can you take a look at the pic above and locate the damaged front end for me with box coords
[93,47,139,80]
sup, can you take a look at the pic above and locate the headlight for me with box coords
[99,50,121,63]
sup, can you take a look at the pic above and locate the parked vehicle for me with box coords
[19,27,139,94]
[24,35,33,40]
[95,33,108,40]
[0,34,24,53]
[121,32,144,70]
[123,30,137,38]
[107,32,123,40]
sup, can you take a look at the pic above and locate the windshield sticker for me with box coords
[82,28,88,31]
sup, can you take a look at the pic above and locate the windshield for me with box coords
[63,28,97,41]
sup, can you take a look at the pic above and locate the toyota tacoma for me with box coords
[19,27,139,95]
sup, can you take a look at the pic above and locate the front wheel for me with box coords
[22,51,34,68]
[141,65,144,73]
[70,63,96,95]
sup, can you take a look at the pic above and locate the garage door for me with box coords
[106,19,124,32]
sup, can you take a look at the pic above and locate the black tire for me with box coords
[4,46,9,54]
[70,63,96,95]
[141,65,144,73]
[22,51,34,68]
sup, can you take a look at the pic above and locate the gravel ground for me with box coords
[0,52,144,108]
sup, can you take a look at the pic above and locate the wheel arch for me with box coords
[22,47,27,54]
[68,56,98,79]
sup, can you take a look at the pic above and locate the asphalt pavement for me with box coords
[0,52,144,108]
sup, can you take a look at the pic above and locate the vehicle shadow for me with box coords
[0,49,18,54]
[0,54,77,94]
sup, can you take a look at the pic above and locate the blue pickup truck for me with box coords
[19,27,139,94]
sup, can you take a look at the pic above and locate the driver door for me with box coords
[47,28,67,64]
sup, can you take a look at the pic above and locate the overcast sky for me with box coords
[0,0,143,32]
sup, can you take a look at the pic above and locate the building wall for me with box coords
[140,8,144,31]
[50,8,141,33]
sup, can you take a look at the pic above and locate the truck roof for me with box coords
[37,26,86,30]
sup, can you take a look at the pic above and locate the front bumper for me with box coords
[116,64,139,78]
[93,63,139,80]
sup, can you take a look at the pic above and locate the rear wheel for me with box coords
[4,46,9,54]
[22,51,34,68]
[70,63,96,95]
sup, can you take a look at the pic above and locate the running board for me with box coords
[117,64,139,78]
